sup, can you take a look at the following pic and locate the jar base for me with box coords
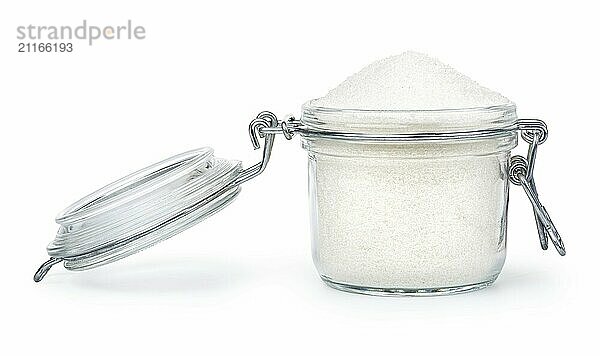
[320,275,496,297]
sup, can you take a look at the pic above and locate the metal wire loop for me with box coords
[234,112,298,185]
[33,257,63,282]
[518,119,548,145]
[509,155,528,186]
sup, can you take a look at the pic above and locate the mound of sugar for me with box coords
[314,51,510,110]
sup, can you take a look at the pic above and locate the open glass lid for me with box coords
[34,147,241,281]
[34,111,296,282]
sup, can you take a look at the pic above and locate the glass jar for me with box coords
[34,106,564,296]
[300,100,552,295]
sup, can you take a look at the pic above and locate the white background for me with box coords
[1,1,598,354]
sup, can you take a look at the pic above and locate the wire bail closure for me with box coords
[509,119,566,256]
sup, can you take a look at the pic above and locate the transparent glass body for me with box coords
[301,103,518,295]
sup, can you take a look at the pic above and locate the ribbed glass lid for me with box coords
[41,148,242,274]
[34,111,284,282]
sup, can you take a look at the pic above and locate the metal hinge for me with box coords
[509,119,565,255]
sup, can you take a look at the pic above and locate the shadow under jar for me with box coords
[301,101,519,296]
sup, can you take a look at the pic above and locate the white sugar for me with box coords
[314,51,509,110]
[307,52,513,292]
[311,142,509,290]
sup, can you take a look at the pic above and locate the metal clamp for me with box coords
[509,119,565,256]
[233,111,299,185]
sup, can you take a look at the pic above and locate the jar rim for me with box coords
[301,99,518,136]
[303,100,516,114]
